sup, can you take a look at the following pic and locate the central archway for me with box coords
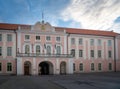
[38,61,53,75]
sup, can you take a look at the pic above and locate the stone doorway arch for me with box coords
[60,61,66,74]
[24,61,31,75]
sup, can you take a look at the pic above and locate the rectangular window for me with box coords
[25,35,30,40]
[36,36,40,40]
[108,63,112,70]
[71,38,75,44]
[7,34,12,41]
[73,63,75,71]
[56,37,60,41]
[7,63,12,71]
[98,39,101,46]
[90,39,94,46]
[98,50,101,58]
[46,36,51,41]
[98,63,102,71]
[79,50,83,57]
[0,47,2,56]
[79,63,83,71]
[0,34,2,41]
[108,50,112,58]
[79,38,83,45]
[7,47,12,56]
[71,49,75,57]
[0,63,1,71]
[91,50,94,57]
[91,63,94,71]
[108,40,112,46]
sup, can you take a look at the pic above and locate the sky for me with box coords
[0,0,120,33]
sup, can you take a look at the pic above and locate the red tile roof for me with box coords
[55,27,118,37]
[0,23,118,36]
[0,23,31,30]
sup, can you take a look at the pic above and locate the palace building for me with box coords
[0,21,120,75]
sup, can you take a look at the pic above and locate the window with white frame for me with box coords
[98,63,102,71]
[0,63,1,71]
[25,45,30,54]
[0,47,2,56]
[36,36,40,40]
[79,63,83,71]
[108,63,112,70]
[56,46,61,55]
[7,47,12,56]
[108,40,112,46]
[0,34,2,41]
[108,50,112,58]
[79,38,83,45]
[36,45,40,55]
[73,63,75,71]
[98,50,101,58]
[71,38,75,45]
[7,63,12,71]
[56,37,60,41]
[91,50,94,57]
[25,35,30,40]
[98,39,101,46]
[90,39,94,46]
[91,63,94,71]
[46,45,51,55]
[46,36,51,41]
[7,34,12,42]
[71,49,75,57]
[79,50,83,57]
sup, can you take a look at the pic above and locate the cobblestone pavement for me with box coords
[0,72,120,89]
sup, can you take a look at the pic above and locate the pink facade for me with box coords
[0,22,120,75]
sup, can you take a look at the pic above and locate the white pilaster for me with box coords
[17,58,23,75]
[68,58,73,74]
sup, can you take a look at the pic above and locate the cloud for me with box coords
[61,0,120,33]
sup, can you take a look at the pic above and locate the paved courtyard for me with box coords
[0,72,120,89]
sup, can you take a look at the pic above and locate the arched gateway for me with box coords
[38,61,53,75]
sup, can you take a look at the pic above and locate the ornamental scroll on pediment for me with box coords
[32,21,55,32]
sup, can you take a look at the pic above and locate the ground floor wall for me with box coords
[73,59,120,73]
[0,59,16,75]
[17,57,73,75]
[0,58,120,75]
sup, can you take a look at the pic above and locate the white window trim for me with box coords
[34,44,42,54]
[35,35,41,41]
[24,34,30,41]
[23,43,32,53]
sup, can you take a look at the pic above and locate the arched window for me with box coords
[47,45,51,55]
[36,45,40,55]
[25,45,30,54]
[56,46,61,55]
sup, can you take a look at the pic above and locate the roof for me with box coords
[55,27,118,37]
[0,23,31,30]
[0,23,118,36]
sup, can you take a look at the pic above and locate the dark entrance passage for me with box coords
[39,62,49,75]
[38,61,53,75]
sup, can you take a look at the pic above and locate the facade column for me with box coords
[68,58,73,74]
[17,57,23,75]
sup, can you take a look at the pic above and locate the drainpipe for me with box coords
[114,36,116,72]
[14,29,18,75]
